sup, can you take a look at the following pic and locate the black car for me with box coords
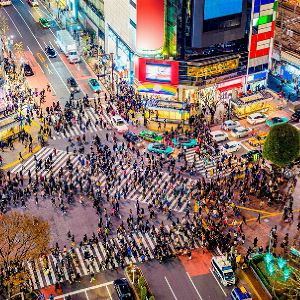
[113,278,133,300]
[22,64,34,76]
[241,150,262,161]
[123,131,142,146]
[67,77,80,93]
[45,46,57,58]
[291,110,300,122]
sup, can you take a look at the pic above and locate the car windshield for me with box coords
[116,120,125,126]
[224,144,230,149]
[70,80,77,86]
[69,51,77,56]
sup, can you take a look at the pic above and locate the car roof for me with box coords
[225,141,239,146]
[232,287,252,299]
[224,120,235,124]
[211,130,225,135]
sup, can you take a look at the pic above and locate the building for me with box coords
[270,0,300,101]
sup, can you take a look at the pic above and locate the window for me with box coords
[129,0,136,9]
[130,19,136,29]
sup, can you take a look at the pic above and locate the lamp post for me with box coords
[110,52,114,95]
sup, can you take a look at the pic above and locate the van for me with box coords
[211,256,236,286]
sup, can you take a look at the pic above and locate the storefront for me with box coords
[106,25,135,84]
[217,77,244,103]
[246,71,268,92]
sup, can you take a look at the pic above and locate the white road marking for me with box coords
[53,281,114,299]
[209,268,227,297]
[12,3,69,91]
[3,8,23,38]
[85,291,90,300]
[106,286,113,300]
[186,272,203,300]
[164,276,178,300]
[241,142,251,152]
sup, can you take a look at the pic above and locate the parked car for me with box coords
[171,136,197,149]
[113,278,133,300]
[139,130,163,142]
[22,64,34,76]
[222,141,241,154]
[248,131,268,147]
[231,286,252,300]
[246,112,267,125]
[241,150,262,161]
[266,116,289,127]
[88,78,101,92]
[39,18,50,28]
[123,131,143,147]
[211,130,228,142]
[291,110,300,122]
[27,0,38,6]
[231,126,250,138]
[45,46,57,58]
[148,143,173,155]
[221,120,240,131]
[111,115,128,133]
[66,77,80,93]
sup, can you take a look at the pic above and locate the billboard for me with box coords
[136,0,165,52]
[137,58,179,85]
[204,0,243,20]
[145,64,171,83]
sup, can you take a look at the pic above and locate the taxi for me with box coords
[230,286,252,300]
[248,131,268,147]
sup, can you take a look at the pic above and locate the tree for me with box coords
[0,212,50,297]
[263,123,300,167]
[199,87,221,123]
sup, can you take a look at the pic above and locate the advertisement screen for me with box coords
[146,64,171,83]
[204,0,243,20]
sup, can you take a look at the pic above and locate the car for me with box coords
[266,116,289,127]
[246,112,267,125]
[222,141,241,153]
[113,278,134,300]
[39,18,50,28]
[148,143,173,155]
[27,0,38,6]
[171,136,197,149]
[291,110,300,122]
[66,77,80,93]
[231,286,252,300]
[45,46,57,58]
[139,130,163,142]
[123,131,143,147]
[211,130,229,142]
[88,78,101,92]
[241,150,262,162]
[111,115,128,133]
[221,120,240,131]
[231,126,250,138]
[22,64,34,76]
[248,131,268,147]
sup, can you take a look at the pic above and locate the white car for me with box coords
[211,130,228,142]
[246,113,267,125]
[221,120,240,131]
[222,141,241,153]
[111,115,128,133]
[231,126,250,138]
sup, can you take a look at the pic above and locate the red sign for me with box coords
[137,58,179,85]
[136,0,165,51]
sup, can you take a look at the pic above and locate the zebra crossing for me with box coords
[27,226,202,290]
[185,147,219,176]
[11,147,193,212]
[51,108,111,141]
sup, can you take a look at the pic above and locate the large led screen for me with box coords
[146,64,171,83]
[204,0,243,20]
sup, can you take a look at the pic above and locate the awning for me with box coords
[218,83,242,93]
[137,83,177,96]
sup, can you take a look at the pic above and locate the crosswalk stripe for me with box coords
[75,248,89,275]
[27,262,38,290]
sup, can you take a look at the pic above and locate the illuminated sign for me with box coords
[136,0,165,52]
[137,58,179,85]
[146,64,171,83]
[188,59,239,78]
[204,0,243,20]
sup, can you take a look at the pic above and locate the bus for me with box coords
[0,0,12,6]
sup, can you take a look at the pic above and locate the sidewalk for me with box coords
[1,118,46,169]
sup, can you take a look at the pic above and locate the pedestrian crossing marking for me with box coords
[51,108,111,141]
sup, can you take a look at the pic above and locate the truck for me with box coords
[56,30,80,63]
[211,256,236,286]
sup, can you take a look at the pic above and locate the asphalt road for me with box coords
[2,0,94,105]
